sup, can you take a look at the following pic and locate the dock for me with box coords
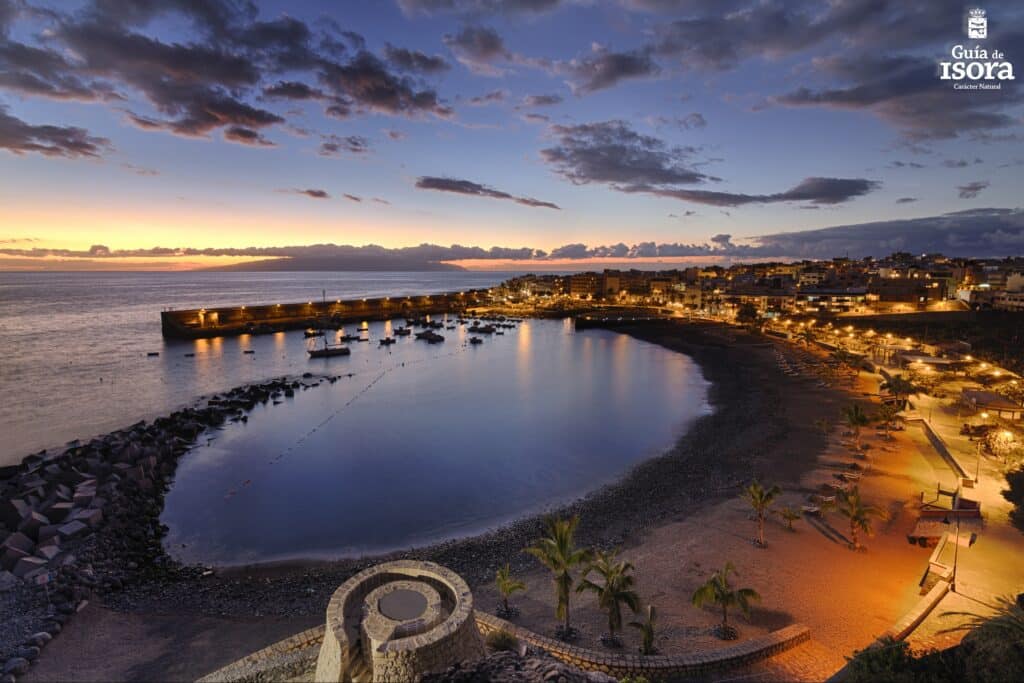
[160,290,489,339]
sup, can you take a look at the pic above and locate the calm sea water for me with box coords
[0,271,517,465]
[161,317,709,564]
[0,271,710,564]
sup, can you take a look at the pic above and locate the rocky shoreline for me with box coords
[1,320,828,681]
[0,373,343,680]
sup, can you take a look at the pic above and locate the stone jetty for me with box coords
[0,374,338,681]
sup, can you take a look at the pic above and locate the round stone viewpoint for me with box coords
[314,560,485,682]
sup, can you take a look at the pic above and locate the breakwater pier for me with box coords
[160,289,489,339]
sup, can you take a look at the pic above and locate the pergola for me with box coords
[961,389,1024,420]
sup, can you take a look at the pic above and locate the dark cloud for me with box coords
[443,24,509,74]
[343,193,362,202]
[384,129,406,140]
[0,104,110,158]
[521,112,550,124]
[541,120,878,207]
[468,89,507,105]
[223,125,273,146]
[541,120,709,186]
[0,40,118,101]
[629,177,881,207]
[285,188,330,199]
[415,176,560,209]
[896,197,917,203]
[775,53,1023,141]
[319,134,371,156]
[522,93,562,107]
[384,44,450,73]
[887,160,925,169]
[561,46,659,94]
[121,162,159,176]
[262,80,324,100]
[318,51,452,118]
[958,181,989,199]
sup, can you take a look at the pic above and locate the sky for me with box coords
[0,0,1023,270]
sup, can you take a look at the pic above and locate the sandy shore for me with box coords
[22,320,936,681]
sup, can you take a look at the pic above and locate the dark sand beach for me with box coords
[20,320,859,681]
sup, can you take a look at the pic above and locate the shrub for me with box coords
[485,629,519,652]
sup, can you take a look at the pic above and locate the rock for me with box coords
[1,546,30,572]
[1,530,34,554]
[25,632,52,647]
[12,555,47,578]
[57,520,89,540]
[0,499,30,528]
[42,501,74,522]
[16,646,39,662]
[37,524,61,543]
[71,508,103,528]
[2,658,29,676]
[17,511,50,541]
[35,543,61,562]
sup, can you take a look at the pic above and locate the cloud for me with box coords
[443,24,509,74]
[223,125,274,146]
[285,188,330,199]
[887,160,925,169]
[628,177,881,207]
[775,53,1023,141]
[541,120,708,186]
[0,104,111,158]
[384,44,450,73]
[521,112,550,124]
[415,175,560,209]
[343,193,362,202]
[384,129,406,140]
[319,134,371,156]
[318,50,452,118]
[522,93,562,107]
[262,80,325,100]
[958,181,989,199]
[121,162,159,175]
[896,197,917,203]
[560,45,659,94]
[468,89,507,105]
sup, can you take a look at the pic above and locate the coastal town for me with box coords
[1,251,1022,682]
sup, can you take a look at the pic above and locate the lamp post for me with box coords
[942,511,960,593]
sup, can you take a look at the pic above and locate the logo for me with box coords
[939,8,1014,89]
[967,8,987,39]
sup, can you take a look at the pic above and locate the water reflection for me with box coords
[162,320,710,565]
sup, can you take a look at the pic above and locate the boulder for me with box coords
[2,657,30,676]
[17,511,50,541]
[71,508,103,528]
[57,520,88,540]
[37,524,61,543]
[12,555,46,579]
[41,501,73,523]
[0,499,30,529]
[35,544,60,562]
[1,547,29,572]
[1,531,34,554]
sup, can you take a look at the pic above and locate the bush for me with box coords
[485,629,519,652]
[1003,467,1024,534]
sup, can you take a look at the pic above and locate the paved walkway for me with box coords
[719,638,847,682]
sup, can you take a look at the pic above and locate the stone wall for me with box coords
[475,611,811,679]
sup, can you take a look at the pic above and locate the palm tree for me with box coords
[799,326,814,347]
[741,479,781,546]
[875,402,901,439]
[628,604,657,655]
[880,374,920,408]
[576,550,641,644]
[524,516,592,638]
[814,418,832,436]
[777,506,802,531]
[941,594,1024,639]
[842,403,871,450]
[835,486,888,550]
[495,563,526,617]
[691,562,760,640]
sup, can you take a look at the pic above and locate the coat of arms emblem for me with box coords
[967,8,987,39]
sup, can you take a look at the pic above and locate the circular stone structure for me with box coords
[314,560,485,682]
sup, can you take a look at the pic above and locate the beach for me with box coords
[13,320,937,681]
